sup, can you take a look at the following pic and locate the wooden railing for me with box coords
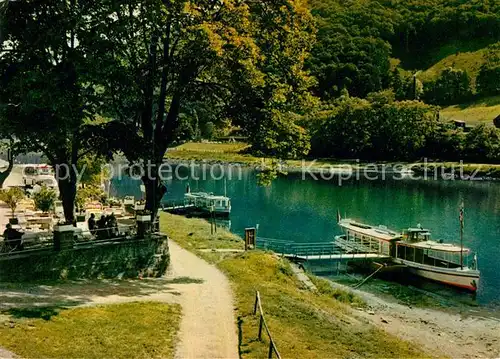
[253,291,281,359]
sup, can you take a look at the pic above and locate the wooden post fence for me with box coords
[253,291,281,359]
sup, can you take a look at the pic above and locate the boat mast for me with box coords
[459,202,464,270]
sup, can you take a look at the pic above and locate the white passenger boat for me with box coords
[337,218,480,292]
[184,192,231,217]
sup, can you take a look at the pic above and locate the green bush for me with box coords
[33,186,57,213]
[477,65,500,97]
[0,187,25,217]
[75,186,106,210]
[464,124,500,163]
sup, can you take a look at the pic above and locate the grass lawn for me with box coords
[166,142,260,165]
[170,142,251,153]
[0,302,181,359]
[160,213,430,359]
[439,95,500,126]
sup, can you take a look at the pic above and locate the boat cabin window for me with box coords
[396,244,467,269]
[406,229,430,242]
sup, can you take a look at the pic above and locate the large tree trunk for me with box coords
[57,173,77,224]
[0,155,14,189]
[143,163,167,224]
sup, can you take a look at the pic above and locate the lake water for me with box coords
[111,164,500,307]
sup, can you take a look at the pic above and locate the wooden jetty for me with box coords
[162,201,196,215]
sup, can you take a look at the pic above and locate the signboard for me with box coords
[245,228,256,250]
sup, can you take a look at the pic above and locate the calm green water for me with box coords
[111,164,500,307]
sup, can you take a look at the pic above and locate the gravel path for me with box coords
[168,240,239,359]
[0,239,239,359]
[0,347,16,359]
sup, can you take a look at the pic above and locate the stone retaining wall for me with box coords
[0,235,169,282]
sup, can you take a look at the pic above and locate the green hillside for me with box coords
[440,95,500,125]
[417,45,489,86]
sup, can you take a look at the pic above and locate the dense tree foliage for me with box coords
[0,0,499,221]
[307,91,500,163]
[308,93,439,160]
[477,43,500,97]
[464,124,500,163]
[85,0,315,217]
[308,0,394,99]
[391,69,421,101]
[307,0,500,99]
[0,1,109,221]
[423,68,473,105]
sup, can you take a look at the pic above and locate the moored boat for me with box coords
[184,192,231,217]
[337,218,480,292]
[394,226,479,291]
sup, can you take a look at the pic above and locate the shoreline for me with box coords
[326,278,500,359]
[160,212,500,358]
[164,155,500,181]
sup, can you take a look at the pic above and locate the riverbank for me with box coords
[166,142,500,180]
[325,280,500,359]
[160,213,435,358]
[160,213,500,358]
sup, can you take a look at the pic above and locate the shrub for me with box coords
[33,186,58,213]
[76,186,106,210]
[0,187,25,217]
[464,124,500,163]
[477,65,500,97]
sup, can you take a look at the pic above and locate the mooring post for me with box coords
[253,294,258,315]
[268,341,274,359]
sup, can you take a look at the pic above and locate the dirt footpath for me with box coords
[0,240,239,359]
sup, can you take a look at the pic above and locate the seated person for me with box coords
[88,213,96,236]
[108,213,118,237]
[96,215,107,239]
[3,224,24,250]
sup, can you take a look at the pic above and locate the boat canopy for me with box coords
[339,219,401,242]
[185,192,230,201]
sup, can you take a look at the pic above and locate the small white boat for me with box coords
[184,192,231,217]
[337,219,480,292]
